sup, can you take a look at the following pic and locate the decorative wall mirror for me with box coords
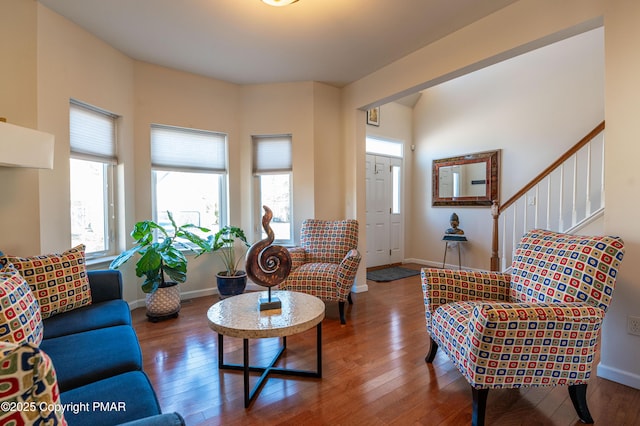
[432,150,500,206]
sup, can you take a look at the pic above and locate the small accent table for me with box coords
[442,234,468,270]
[207,290,325,408]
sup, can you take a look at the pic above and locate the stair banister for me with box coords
[490,121,605,271]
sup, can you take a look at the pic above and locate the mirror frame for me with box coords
[432,149,500,207]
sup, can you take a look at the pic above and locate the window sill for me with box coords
[86,255,117,269]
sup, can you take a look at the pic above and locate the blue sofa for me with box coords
[39,270,184,426]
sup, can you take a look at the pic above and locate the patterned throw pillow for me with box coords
[0,263,43,345]
[0,342,66,425]
[1,245,92,319]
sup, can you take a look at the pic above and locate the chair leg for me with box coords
[569,384,594,424]
[338,301,346,324]
[471,387,488,426]
[425,337,438,363]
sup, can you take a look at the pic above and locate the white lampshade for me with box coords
[0,121,55,169]
[262,0,299,6]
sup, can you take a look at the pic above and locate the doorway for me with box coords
[365,137,403,268]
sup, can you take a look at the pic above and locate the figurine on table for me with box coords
[445,212,464,235]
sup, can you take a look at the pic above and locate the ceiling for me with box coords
[37,0,519,88]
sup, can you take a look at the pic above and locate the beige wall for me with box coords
[312,82,344,221]
[409,27,604,270]
[3,0,639,389]
[240,81,316,241]
[3,2,344,304]
[599,0,640,389]
[341,0,638,389]
[365,101,414,267]
[0,0,40,255]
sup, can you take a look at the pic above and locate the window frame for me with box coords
[69,100,118,259]
[150,124,229,236]
[252,134,293,246]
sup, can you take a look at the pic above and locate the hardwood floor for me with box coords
[132,264,640,425]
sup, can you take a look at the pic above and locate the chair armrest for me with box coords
[465,302,605,386]
[88,270,124,303]
[421,268,510,316]
[335,249,361,295]
[287,247,307,270]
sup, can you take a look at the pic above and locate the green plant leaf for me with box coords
[161,246,187,271]
[109,245,141,269]
[141,272,161,293]
[136,248,162,278]
[163,265,187,284]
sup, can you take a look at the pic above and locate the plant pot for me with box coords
[216,271,247,299]
[145,281,181,322]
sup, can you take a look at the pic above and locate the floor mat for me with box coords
[366,266,420,282]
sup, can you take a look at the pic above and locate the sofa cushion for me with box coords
[0,263,43,345]
[61,371,162,426]
[40,325,142,392]
[43,299,131,339]
[1,245,92,319]
[0,342,66,425]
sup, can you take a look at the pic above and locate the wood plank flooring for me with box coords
[132,264,640,425]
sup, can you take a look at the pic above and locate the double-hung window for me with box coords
[69,100,118,258]
[151,124,227,236]
[252,134,293,244]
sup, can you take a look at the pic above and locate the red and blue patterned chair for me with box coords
[0,342,66,425]
[281,219,361,324]
[421,229,625,426]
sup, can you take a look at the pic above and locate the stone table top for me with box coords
[207,291,325,339]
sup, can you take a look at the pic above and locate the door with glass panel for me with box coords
[365,137,403,268]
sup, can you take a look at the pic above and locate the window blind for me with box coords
[70,101,117,164]
[253,135,292,173]
[151,124,227,173]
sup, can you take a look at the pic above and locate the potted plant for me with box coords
[110,211,212,321]
[211,225,250,298]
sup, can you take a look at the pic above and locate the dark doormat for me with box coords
[366,266,420,282]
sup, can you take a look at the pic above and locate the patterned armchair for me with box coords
[421,229,625,426]
[280,219,361,324]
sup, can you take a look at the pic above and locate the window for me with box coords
[366,136,403,158]
[151,124,227,236]
[69,101,118,257]
[253,135,293,244]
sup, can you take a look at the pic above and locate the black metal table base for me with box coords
[217,323,322,408]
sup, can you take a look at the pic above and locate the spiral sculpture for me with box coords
[246,205,292,288]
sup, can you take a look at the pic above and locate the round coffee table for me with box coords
[207,290,325,408]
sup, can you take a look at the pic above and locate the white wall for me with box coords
[409,27,604,270]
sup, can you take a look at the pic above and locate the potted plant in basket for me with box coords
[110,211,212,321]
[211,225,250,298]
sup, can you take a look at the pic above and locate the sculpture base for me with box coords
[259,297,282,311]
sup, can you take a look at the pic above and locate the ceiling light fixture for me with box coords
[261,0,299,7]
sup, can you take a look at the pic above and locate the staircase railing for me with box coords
[490,121,605,271]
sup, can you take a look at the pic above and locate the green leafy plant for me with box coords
[110,211,212,293]
[210,226,250,276]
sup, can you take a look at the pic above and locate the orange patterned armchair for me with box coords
[280,219,361,324]
[421,229,624,426]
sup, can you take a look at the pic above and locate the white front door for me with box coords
[365,154,403,268]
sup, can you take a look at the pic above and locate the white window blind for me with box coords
[70,101,117,164]
[253,135,292,173]
[151,124,227,172]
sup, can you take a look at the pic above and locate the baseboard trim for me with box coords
[597,362,640,390]
[127,282,266,311]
